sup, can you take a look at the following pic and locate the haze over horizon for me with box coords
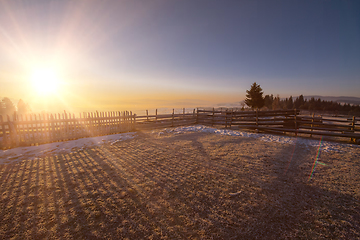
[1,0,359,113]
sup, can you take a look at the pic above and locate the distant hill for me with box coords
[223,96,360,109]
[304,96,360,105]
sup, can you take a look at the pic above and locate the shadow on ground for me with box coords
[0,131,359,239]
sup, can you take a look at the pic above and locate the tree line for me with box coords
[0,97,30,118]
[245,82,360,115]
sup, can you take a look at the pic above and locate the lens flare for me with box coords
[308,136,326,181]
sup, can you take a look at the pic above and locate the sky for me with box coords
[0,0,359,113]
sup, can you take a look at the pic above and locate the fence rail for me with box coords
[1,108,359,148]
[135,108,197,129]
[197,108,360,142]
[0,111,135,148]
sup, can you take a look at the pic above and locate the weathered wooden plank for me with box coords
[253,126,360,138]
[296,121,352,129]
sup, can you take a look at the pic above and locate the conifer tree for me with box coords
[245,82,265,109]
[1,97,15,116]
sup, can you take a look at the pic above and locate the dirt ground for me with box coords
[0,130,359,239]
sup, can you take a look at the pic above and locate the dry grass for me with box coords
[0,130,359,239]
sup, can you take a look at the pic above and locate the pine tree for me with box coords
[17,99,30,115]
[272,95,280,110]
[245,82,265,109]
[287,96,294,109]
[264,94,273,109]
[1,97,15,116]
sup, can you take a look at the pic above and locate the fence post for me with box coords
[294,108,297,137]
[29,114,34,143]
[95,111,99,134]
[34,114,38,143]
[225,109,228,128]
[105,112,108,133]
[14,112,20,146]
[351,116,355,142]
[86,112,90,136]
[7,115,14,146]
[106,112,109,132]
[196,108,199,124]
[117,111,122,132]
[51,114,56,141]
[120,112,123,132]
[212,108,215,126]
[34,114,39,144]
[125,111,128,131]
[18,114,22,144]
[310,113,314,137]
[256,109,258,130]
[146,110,149,121]
[114,111,117,131]
[183,108,185,120]
[193,109,196,124]
[58,113,62,138]
[130,111,133,128]
[128,112,131,129]
[230,109,233,128]
[155,109,158,124]
[172,109,174,127]
[133,114,136,130]
[43,114,47,141]
[93,111,96,134]
[56,114,59,139]
[64,111,68,139]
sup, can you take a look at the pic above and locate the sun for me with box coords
[30,68,60,95]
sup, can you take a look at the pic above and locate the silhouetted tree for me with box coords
[294,95,305,109]
[272,95,281,110]
[1,97,15,116]
[0,101,4,116]
[245,82,264,109]
[260,93,360,115]
[17,99,30,115]
[287,96,294,109]
[264,94,273,109]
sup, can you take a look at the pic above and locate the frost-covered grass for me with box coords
[160,125,360,152]
[0,132,136,164]
[2,125,359,164]
[0,126,359,239]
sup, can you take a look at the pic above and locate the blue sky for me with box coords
[0,0,359,112]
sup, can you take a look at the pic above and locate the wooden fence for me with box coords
[197,108,360,142]
[197,108,300,128]
[135,108,196,130]
[1,108,359,148]
[0,111,135,148]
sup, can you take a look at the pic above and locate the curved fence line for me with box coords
[1,108,359,148]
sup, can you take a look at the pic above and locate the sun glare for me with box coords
[30,68,60,95]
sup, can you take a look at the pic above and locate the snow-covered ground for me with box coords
[0,132,136,164]
[1,125,359,164]
[155,125,360,153]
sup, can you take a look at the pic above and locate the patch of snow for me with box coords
[1,125,359,165]
[158,125,360,153]
[0,132,136,164]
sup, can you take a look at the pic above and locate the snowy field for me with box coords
[1,125,359,164]
[0,125,359,239]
